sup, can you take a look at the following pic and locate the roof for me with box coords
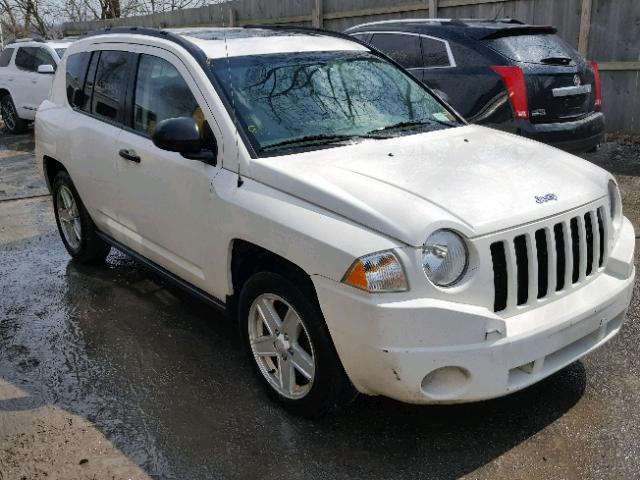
[170,27,368,58]
[78,26,367,60]
[345,18,556,40]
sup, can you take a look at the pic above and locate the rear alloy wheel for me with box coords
[239,272,355,417]
[1,95,28,134]
[52,171,111,264]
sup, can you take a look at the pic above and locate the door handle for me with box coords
[119,149,141,163]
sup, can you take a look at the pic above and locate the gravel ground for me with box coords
[0,129,638,480]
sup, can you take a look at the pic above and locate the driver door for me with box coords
[114,46,223,292]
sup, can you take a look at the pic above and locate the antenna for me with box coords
[221,6,243,187]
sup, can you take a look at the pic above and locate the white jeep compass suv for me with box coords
[35,26,635,417]
[0,38,71,133]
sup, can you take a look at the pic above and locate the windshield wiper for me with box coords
[366,118,456,135]
[540,56,572,65]
[367,120,431,134]
[261,133,371,151]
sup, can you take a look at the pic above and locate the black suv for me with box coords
[346,18,604,153]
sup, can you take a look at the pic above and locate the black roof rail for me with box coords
[81,26,210,67]
[448,17,524,26]
[241,24,365,41]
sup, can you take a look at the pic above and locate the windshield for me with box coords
[212,51,461,154]
[55,48,67,59]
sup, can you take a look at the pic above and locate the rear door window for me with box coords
[91,50,133,123]
[0,48,15,67]
[420,37,451,68]
[15,47,56,72]
[369,33,422,69]
[486,34,581,65]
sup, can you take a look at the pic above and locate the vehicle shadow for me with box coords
[0,233,586,479]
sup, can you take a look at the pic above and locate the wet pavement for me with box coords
[0,129,639,479]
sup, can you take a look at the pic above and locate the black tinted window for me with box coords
[487,34,581,64]
[370,33,422,68]
[133,54,201,136]
[449,42,489,67]
[421,37,450,67]
[15,47,56,72]
[66,52,91,109]
[92,50,131,122]
[0,48,14,67]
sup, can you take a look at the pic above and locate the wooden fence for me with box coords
[62,0,640,134]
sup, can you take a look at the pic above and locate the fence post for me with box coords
[312,0,323,28]
[429,0,438,18]
[228,8,236,27]
[578,0,593,56]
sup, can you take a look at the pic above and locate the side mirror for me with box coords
[152,117,202,154]
[37,64,55,74]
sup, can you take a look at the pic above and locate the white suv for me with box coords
[35,27,635,417]
[0,38,71,133]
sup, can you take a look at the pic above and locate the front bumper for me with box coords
[518,111,605,153]
[313,218,635,404]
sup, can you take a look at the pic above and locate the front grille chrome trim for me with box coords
[490,202,610,315]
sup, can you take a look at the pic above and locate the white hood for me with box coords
[248,125,609,246]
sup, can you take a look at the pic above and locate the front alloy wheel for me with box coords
[248,293,316,399]
[239,272,355,417]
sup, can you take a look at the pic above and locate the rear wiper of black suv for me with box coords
[540,57,572,65]
[260,133,386,152]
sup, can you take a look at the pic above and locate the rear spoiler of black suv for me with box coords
[481,25,557,40]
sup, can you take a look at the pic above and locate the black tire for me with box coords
[1,95,28,134]
[239,272,355,418]
[52,171,111,264]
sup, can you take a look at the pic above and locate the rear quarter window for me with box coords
[369,33,423,69]
[66,52,92,109]
[0,48,14,67]
[486,34,581,64]
[420,37,451,67]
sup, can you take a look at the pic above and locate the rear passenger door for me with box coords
[114,46,223,292]
[62,48,135,233]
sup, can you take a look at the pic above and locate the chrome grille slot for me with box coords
[491,205,608,313]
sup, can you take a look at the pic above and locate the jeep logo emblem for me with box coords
[535,193,558,204]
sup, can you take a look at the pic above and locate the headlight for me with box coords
[342,250,408,293]
[422,229,468,287]
[608,179,623,231]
